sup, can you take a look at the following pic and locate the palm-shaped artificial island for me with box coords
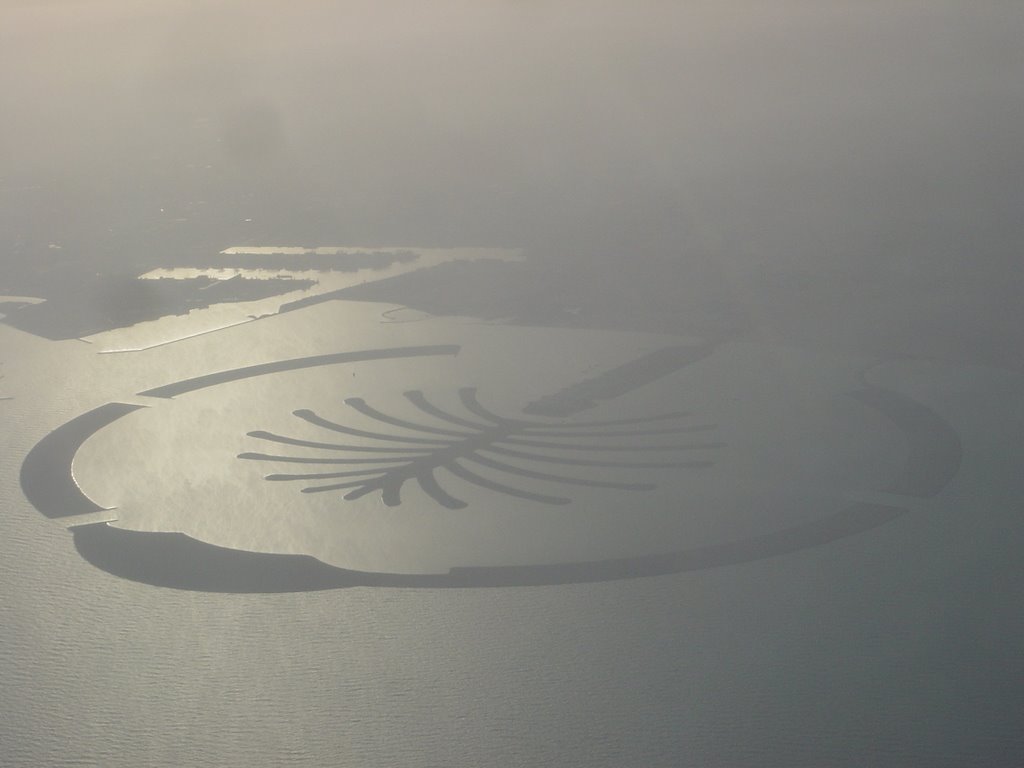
[239,388,722,510]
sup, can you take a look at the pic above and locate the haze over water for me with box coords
[2,3,1023,766]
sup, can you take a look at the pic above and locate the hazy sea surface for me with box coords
[3,303,1023,768]
[3,3,1024,766]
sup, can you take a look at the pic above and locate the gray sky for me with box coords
[2,1,1022,359]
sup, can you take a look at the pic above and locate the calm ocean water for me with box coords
[4,3,1024,765]
[2,331,1023,766]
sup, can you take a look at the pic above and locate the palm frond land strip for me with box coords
[246,431,439,453]
[300,479,379,494]
[302,469,459,508]
[462,453,655,491]
[413,470,467,509]
[292,409,459,445]
[241,388,720,509]
[264,469,398,481]
[238,453,420,465]
[404,390,494,431]
[507,425,716,438]
[262,453,661,491]
[495,437,726,452]
[445,461,571,505]
[344,398,472,437]
[456,388,694,429]
[481,445,714,469]
[407,389,696,433]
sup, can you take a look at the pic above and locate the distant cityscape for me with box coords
[0,247,425,340]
